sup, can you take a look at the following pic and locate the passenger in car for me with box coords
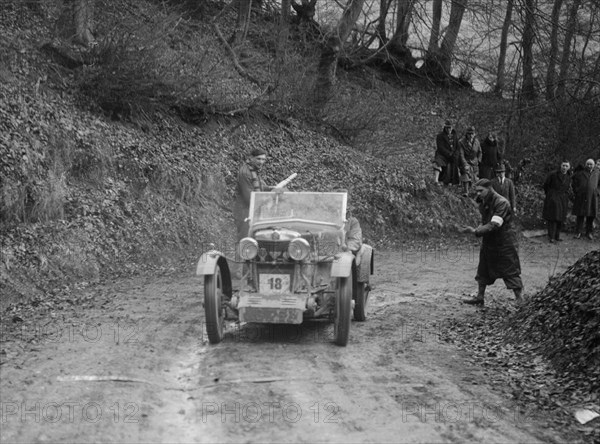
[344,203,363,254]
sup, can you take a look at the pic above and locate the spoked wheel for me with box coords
[354,282,370,322]
[334,276,352,346]
[204,265,225,344]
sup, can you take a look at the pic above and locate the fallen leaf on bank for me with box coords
[574,409,600,425]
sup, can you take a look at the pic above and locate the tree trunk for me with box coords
[521,0,536,101]
[556,0,582,99]
[387,0,416,68]
[389,0,414,47]
[231,0,252,46]
[314,0,365,106]
[277,0,291,63]
[438,0,467,75]
[494,0,514,96]
[427,0,442,52]
[376,0,391,48]
[56,0,94,46]
[545,0,563,100]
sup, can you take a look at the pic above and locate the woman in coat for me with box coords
[458,126,482,196]
[542,160,571,243]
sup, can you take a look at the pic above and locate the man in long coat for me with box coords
[572,158,599,240]
[479,132,502,180]
[491,162,516,213]
[432,120,459,185]
[542,160,571,243]
[459,179,523,305]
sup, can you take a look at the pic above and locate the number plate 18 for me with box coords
[259,274,291,294]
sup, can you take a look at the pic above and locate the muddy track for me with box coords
[1,236,597,443]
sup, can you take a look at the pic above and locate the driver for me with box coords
[233,148,275,241]
[232,148,277,291]
[344,203,363,254]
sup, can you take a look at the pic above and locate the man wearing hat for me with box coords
[459,178,523,305]
[233,148,274,242]
[542,160,571,243]
[232,148,277,290]
[491,162,516,214]
[233,148,273,241]
[432,119,459,185]
[458,126,482,196]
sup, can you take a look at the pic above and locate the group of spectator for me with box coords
[543,158,600,242]
[432,119,599,242]
[432,120,516,210]
[433,119,598,307]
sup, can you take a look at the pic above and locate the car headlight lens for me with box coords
[239,238,259,260]
[288,238,310,261]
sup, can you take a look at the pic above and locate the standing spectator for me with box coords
[572,158,599,240]
[458,126,482,196]
[459,179,523,305]
[491,162,516,214]
[542,160,571,243]
[432,119,459,186]
[479,132,502,180]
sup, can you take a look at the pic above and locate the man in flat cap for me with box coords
[459,178,523,305]
[231,148,277,290]
[233,148,274,242]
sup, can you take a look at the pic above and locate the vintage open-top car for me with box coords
[196,190,374,346]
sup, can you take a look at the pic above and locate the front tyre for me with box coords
[334,277,352,346]
[204,265,225,344]
[354,282,369,322]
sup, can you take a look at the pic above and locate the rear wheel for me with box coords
[354,282,369,322]
[334,277,352,346]
[204,265,225,344]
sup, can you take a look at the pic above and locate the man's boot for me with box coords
[463,284,485,305]
[513,288,523,303]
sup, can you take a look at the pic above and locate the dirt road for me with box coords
[1,235,597,443]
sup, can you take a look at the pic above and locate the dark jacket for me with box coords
[233,162,270,239]
[433,130,457,167]
[543,170,571,221]
[572,168,599,217]
[475,190,520,280]
[492,176,516,210]
[479,137,502,180]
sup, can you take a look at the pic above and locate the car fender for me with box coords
[196,251,232,297]
[330,252,355,278]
